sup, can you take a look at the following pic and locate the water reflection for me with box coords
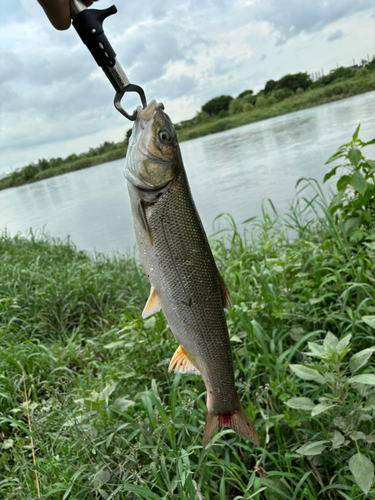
[1,91,375,253]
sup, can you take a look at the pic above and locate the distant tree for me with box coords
[201,95,233,116]
[37,159,50,171]
[237,89,253,99]
[264,79,277,94]
[275,72,311,92]
[22,165,36,181]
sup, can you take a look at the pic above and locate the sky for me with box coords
[1,0,374,174]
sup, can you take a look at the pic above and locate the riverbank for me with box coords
[1,157,375,498]
[177,72,375,142]
[1,71,375,192]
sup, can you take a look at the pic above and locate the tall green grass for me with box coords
[1,142,375,498]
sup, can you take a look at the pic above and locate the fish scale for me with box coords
[125,100,259,447]
[130,170,237,413]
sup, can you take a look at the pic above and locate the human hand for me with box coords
[38,0,92,30]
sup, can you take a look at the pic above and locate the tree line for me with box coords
[187,57,375,124]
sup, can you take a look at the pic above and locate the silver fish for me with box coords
[124,100,259,447]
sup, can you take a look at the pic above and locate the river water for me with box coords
[1,92,375,254]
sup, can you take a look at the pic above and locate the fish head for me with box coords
[124,100,182,190]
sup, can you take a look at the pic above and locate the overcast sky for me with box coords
[1,0,374,173]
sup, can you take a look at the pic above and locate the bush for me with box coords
[272,88,294,102]
[229,98,244,115]
[22,165,36,181]
[243,103,254,113]
[295,87,304,95]
[324,124,375,240]
[356,67,369,79]
[195,111,210,123]
[255,95,268,108]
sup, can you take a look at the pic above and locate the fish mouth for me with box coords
[137,100,164,122]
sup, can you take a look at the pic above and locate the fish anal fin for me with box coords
[142,288,162,319]
[168,345,200,375]
[136,201,153,246]
[217,272,233,309]
[203,399,259,448]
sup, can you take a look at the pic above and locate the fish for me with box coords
[124,99,259,448]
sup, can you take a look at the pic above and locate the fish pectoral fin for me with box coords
[168,345,200,375]
[142,287,162,319]
[136,201,153,246]
[218,271,234,309]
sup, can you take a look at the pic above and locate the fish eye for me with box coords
[159,130,172,144]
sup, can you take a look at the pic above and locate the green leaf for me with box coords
[364,395,375,411]
[336,175,350,191]
[343,216,361,236]
[329,190,344,213]
[350,347,375,373]
[331,430,345,449]
[289,365,325,384]
[112,398,135,412]
[349,453,374,495]
[364,160,375,170]
[84,399,105,412]
[2,439,14,450]
[307,341,325,358]
[296,440,328,456]
[349,374,375,386]
[352,124,360,142]
[362,315,375,328]
[311,402,336,416]
[285,397,315,410]
[350,171,367,195]
[336,334,351,355]
[323,167,339,183]
[323,332,338,355]
[350,431,367,441]
[348,148,362,167]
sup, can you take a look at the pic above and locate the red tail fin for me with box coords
[203,402,259,448]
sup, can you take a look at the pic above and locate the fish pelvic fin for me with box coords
[142,288,162,319]
[217,272,233,310]
[168,345,200,375]
[203,400,259,448]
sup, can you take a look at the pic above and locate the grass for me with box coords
[1,71,375,192]
[1,165,375,498]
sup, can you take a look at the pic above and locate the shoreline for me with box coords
[1,74,375,192]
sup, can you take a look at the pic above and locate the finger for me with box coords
[38,0,71,30]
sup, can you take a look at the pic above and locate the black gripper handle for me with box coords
[72,6,117,68]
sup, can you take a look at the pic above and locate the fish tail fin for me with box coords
[203,400,260,448]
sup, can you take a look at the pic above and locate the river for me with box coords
[1,92,375,254]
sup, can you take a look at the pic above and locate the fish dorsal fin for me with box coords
[218,272,233,309]
[168,345,200,375]
[136,201,153,246]
[142,288,162,318]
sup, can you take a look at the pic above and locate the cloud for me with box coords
[327,29,345,42]
[249,0,374,44]
[1,0,374,171]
